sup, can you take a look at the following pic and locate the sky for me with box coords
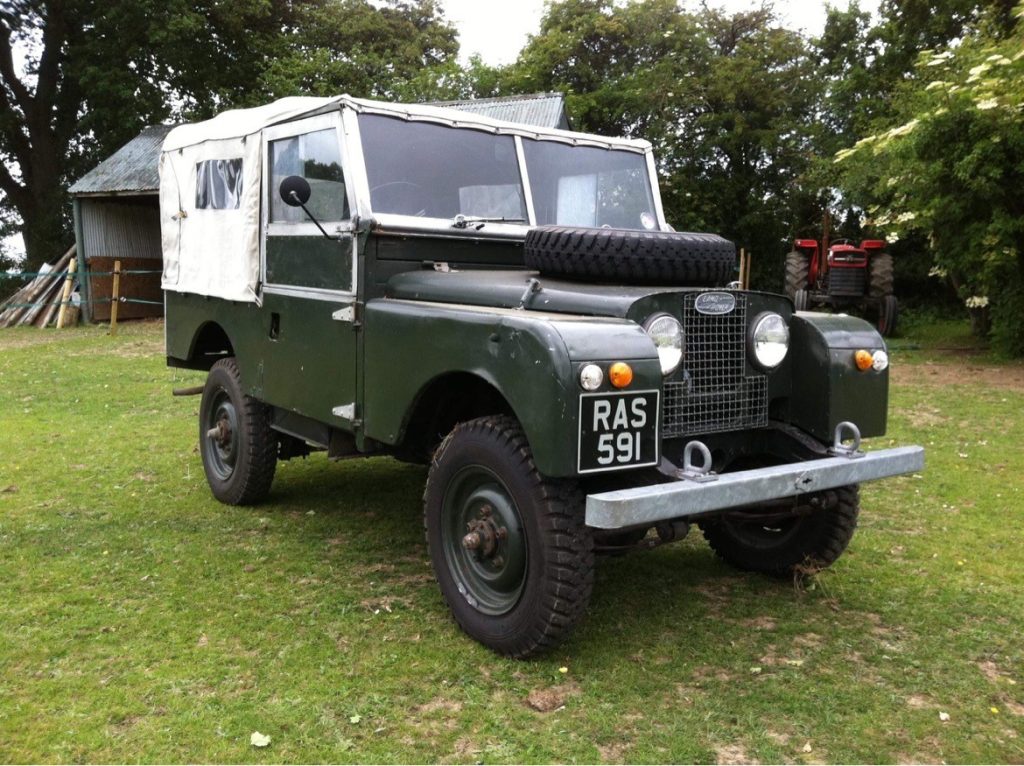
[440,0,879,66]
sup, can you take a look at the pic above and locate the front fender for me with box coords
[362,300,660,476]
[786,311,889,442]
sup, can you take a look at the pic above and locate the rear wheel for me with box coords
[199,357,277,505]
[785,251,810,299]
[424,416,594,657]
[699,485,859,576]
[869,253,894,297]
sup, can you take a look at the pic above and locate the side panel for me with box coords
[164,292,268,391]
[787,312,889,441]
[361,300,661,477]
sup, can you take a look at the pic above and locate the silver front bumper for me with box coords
[585,446,925,529]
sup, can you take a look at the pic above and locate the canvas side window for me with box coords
[195,159,243,210]
[269,129,349,223]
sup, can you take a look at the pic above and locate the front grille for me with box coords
[662,293,768,438]
[829,267,867,296]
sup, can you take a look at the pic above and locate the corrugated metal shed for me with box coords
[69,124,176,196]
[429,93,570,130]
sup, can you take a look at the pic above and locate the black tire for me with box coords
[878,294,898,337]
[793,288,810,312]
[524,225,735,286]
[699,485,859,576]
[784,251,810,299]
[424,415,594,657]
[869,252,894,297]
[199,357,277,505]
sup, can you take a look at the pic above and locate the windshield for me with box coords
[521,140,655,230]
[359,114,527,220]
[357,113,657,230]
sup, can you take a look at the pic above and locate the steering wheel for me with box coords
[370,181,427,217]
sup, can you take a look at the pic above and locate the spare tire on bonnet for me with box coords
[524,225,736,286]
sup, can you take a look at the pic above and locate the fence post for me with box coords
[110,259,121,335]
[56,256,78,329]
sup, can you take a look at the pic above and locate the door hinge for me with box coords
[332,403,356,421]
[332,305,355,322]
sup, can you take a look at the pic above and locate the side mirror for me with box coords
[279,175,311,207]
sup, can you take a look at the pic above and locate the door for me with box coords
[259,113,360,430]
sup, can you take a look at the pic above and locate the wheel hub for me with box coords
[461,504,508,560]
[442,469,527,616]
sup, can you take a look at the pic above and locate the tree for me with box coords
[505,0,823,289]
[257,0,457,101]
[836,4,1024,354]
[0,0,457,270]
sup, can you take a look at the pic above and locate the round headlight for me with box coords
[872,349,889,371]
[579,363,603,391]
[644,314,684,376]
[751,312,789,369]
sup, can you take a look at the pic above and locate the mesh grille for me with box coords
[829,267,867,296]
[662,293,768,438]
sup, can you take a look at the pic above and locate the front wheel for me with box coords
[199,357,277,505]
[424,416,594,657]
[878,294,899,337]
[699,485,859,576]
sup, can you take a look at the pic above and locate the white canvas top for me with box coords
[159,95,653,304]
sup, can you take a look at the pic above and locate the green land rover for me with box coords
[159,95,924,657]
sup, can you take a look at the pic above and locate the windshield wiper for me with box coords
[451,214,527,230]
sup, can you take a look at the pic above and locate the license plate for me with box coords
[578,390,659,474]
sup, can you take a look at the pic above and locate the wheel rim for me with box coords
[441,465,527,616]
[205,388,239,481]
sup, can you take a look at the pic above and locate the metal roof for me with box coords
[428,93,570,130]
[69,124,176,195]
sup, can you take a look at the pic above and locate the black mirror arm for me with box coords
[288,190,341,241]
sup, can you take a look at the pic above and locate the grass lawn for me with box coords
[1,318,1022,763]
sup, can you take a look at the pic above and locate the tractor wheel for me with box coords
[699,485,860,576]
[424,415,594,657]
[878,294,899,337]
[199,357,277,505]
[793,289,810,312]
[869,253,894,297]
[523,225,735,286]
[784,251,810,299]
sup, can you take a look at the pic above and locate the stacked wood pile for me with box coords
[0,245,79,329]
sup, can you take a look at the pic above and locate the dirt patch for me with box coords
[525,682,580,713]
[596,741,629,762]
[739,616,777,630]
[715,742,759,765]
[793,633,823,649]
[905,694,935,709]
[904,406,949,428]
[414,696,463,715]
[978,660,1009,684]
[891,360,1024,390]
[692,665,735,683]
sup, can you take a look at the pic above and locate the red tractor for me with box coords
[785,238,898,336]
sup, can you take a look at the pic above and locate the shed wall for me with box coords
[80,197,162,261]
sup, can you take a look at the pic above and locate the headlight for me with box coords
[644,314,684,376]
[750,312,789,369]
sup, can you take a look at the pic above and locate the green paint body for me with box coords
[166,230,890,477]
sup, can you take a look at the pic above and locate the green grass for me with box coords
[1,319,1022,763]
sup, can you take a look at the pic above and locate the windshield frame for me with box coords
[342,102,667,237]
